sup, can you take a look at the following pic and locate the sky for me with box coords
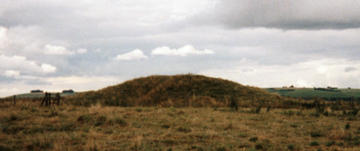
[1,0,360,97]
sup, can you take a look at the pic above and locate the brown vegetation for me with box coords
[67,74,279,107]
[0,100,359,150]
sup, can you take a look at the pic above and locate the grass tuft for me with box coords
[177,126,191,133]
[309,141,320,146]
[249,137,258,142]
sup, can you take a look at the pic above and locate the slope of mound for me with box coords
[68,74,278,107]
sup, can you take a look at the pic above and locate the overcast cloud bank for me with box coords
[1,0,360,97]
[192,0,360,29]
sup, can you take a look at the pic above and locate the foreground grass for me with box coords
[1,101,360,150]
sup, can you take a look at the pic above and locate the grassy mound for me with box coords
[68,74,278,107]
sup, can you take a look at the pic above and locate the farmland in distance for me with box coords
[265,88,360,101]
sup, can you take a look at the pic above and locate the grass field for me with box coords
[1,100,360,151]
[265,88,360,101]
[1,75,360,150]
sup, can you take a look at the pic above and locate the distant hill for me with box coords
[68,74,279,107]
[265,88,360,101]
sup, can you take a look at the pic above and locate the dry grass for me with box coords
[0,100,360,151]
[67,74,277,107]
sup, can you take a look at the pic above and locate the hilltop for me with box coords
[68,74,278,107]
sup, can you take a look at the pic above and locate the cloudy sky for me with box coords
[1,0,360,97]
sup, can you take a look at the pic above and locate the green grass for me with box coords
[265,88,360,101]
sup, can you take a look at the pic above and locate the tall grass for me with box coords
[0,100,359,150]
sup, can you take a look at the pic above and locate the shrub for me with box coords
[249,137,258,142]
[30,108,38,112]
[347,116,358,121]
[48,109,58,117]
[224,123,233,130]
[21,105,28,110]
[287,144,295,151]
[254,139,271,150]
[161,124,170,129]
[354,140,360,146]
[325,141,336,147]
[350,108,359,116]
[2,125,25,134]
[345,123,350,130]
[0,145,14,151]
[310,132,322,138]
[95,115,107,126]
[315,104,325,114]
[324,110,329,116]
[283,110,295,116]
[82,126,90,133]
[344,133,353,142]
[77,114,93,123]
[26,141,53,150]
[115,118,127,126]
[255,143,263,150]
[331,103,340,111]
[310,112,320,117]
[98,115,107,121]
[59,123,74,131]
[162,139,177,145]
[105,129,113,134]
[216,146,226,151]
[9,114,18,121]
[309,141,319,146]
[135,108,142,112]
[95,121,104,126]
[177,126,191,133]
[290,123,298,128]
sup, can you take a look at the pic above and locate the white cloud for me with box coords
[0,26,8,49]
[199,58,360,88]
[46,76,122,85]
[151,45,215,56]
[76,48,87,54]
[0,55,56,74]
[114,49,148,60]
[0,88,19,97]
[41,63,57,73]
[44,44,74,55]
[0,76,124,97]
[4,70,20,79]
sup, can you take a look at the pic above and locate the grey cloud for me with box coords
[345,67,356,72]
[25,79,51,85]
[191,0,360,29]
[2,0,360,97]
